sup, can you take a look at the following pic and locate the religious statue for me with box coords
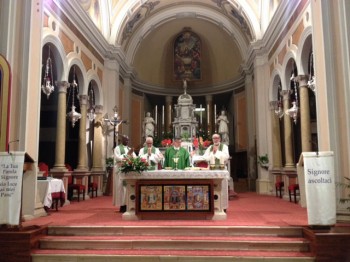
[217,110,229,145]
[143,112,155,138]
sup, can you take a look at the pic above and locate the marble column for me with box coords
[282,90,294,168]
[52,81,68,171]
[165,96,172,133]
[205,95,213,135]
[76,95,88,171]
[91,105,104,172]
[269,103,282,169]
[296,75,312,152]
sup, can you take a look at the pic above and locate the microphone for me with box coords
[8,139,19,155]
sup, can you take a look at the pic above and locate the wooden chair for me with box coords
[88,178,98,198]
[275,181,284,198]
[66,164,85,202]
[288,184,299,203]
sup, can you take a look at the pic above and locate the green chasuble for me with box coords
[164,147,190,170]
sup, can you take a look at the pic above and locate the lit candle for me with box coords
[162,105,165,125]
[210,154,215,165]
[200,104,202,124]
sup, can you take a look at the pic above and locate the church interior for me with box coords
[1,0,350,261]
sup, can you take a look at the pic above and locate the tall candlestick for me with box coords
[162,105,165,126]
[200,104,202,124]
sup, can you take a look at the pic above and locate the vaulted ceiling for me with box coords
[76,0,281,94]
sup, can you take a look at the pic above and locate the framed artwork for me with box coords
[164,185,186,211]
[187,185,210,210]
[174,29,201,81]
[139,185,163,211]
[136,180,213,213]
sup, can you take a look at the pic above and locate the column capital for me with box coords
[55,81,69,93]
[295,75,309,88]
[205,94,213,101]
[165,96,173,103]
[79,95,88,105]
[95,105,103,114]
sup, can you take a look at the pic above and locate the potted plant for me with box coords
[257,154,269,170]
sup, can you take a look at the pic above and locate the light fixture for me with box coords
[67,66,81,127]
[87,84,96,122]
[41,45,55,99]
[273,84,284,119]
[285,64,299,124]
[307,51,316,92]
[104,106,127,148]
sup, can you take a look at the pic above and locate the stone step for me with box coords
[47,225,304,237]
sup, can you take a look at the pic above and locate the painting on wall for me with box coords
[174,29,201,81]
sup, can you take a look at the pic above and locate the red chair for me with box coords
[88,178,98,198]
[275,181,284,198]
[66,164,85,202]
[288,184,299,203]
[38,162,49,177]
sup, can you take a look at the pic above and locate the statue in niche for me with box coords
[143,112,155,138]
[217,110,229,145]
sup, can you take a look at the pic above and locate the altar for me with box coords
[120,169,229,220]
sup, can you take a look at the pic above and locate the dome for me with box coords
[178,93,193,105]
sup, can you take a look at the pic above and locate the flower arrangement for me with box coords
[193,137,212,155]
[119,156,149,174]
[161,138,172,147]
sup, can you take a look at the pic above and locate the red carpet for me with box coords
[23,192,309,227]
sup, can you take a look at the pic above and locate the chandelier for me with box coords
[307,51,316,92]
[41,45,55,99]
[87,84,96,122]
[285,67,299,124]
[67,66,81,127]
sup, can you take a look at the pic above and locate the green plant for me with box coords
[257,154,269,168]
[181,132,190,141]
[106,157,114,169]
[338,177,350,210]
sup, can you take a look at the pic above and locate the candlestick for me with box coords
[207,104,209,125]
[162,105,165,125]
[200,104,202,124]
[214,104,216,124]
[155,105,157,124]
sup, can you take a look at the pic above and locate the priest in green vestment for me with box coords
[164,137,190,170]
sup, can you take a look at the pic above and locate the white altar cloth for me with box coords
[120,169,230,220]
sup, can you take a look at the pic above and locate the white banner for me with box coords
[0,152,25,225]
[303,152,336,225]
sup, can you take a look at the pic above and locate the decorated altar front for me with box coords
[120,169,229,220]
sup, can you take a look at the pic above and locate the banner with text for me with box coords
[303,152,336,225]
[0,152,25,225]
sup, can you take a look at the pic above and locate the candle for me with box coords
[200,104,202,124]
[155,105,157,124]
[207,104,209,124]
[214,104,217,124]
[210,154,215,165]
[220,155,224,165]
[162,105,165,125]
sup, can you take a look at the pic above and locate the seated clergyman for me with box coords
[138,136,163,170]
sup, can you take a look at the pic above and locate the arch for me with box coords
[67,58,87,95]
[282,51,297,91]
[296,26,313,76]
[42,33,68,81]
[86,71,103,105]
[269,68,283,102]
[123,6,249,65]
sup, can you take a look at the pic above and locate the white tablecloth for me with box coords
[37,178,65,208]
[120,169,230,209]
